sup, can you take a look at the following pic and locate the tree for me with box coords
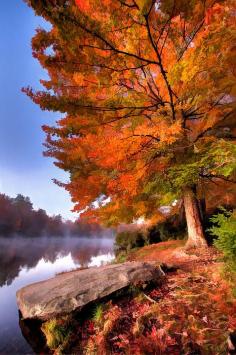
[13,194,34,234]
[0,194,15,234]
[47,214,64,236]
[24,0,236,247]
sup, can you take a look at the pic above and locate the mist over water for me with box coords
[0,236,114,354]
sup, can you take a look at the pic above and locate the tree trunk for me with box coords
[183,186,208,248]
[198,198,206,226]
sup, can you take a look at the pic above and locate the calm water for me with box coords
[0,236,114,354]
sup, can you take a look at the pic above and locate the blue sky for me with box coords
[0,0,76,220]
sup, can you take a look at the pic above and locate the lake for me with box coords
[0,236,114,354]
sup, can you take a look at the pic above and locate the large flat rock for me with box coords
[16,261,164,320]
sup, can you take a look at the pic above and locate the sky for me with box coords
[0,0,76,220]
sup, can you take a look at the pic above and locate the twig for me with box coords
[143,293,157,303]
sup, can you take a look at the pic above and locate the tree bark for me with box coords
[183,186,208,248]
[198,197,206,226]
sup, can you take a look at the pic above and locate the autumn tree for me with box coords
[24,0,236,248]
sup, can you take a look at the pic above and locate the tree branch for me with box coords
[58,12,159,66]
[200,173,236,184]
[194,109,236,143]
[144,11,176,120]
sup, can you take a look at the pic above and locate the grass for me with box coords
[41,316,72,352]
[92,304,104,325]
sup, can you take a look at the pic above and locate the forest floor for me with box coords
[51,241,236,354]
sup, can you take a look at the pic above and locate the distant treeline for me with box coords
[0,193,112,237]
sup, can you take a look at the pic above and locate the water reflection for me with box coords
[0,236,114,354]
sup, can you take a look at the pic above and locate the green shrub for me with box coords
[209,209,236,257]
[208,208,236,271]
[115,251,127,263]
[115,215,186,256]
[147,219,186,243]
[115,230,146,254]
[41,317,71,351]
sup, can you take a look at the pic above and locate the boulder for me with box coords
[16,261,164,320]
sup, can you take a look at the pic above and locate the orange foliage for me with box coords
[25,0,236,225]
